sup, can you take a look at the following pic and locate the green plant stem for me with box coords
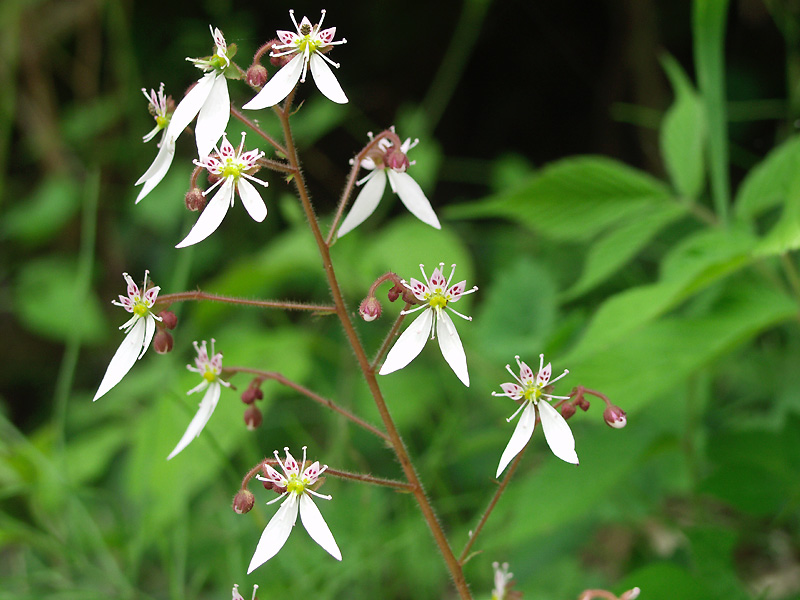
[780,253,800,305]
[458,445,526,565]
[156,290,336,314]
[226,366,389,442]
[276,92,472,600]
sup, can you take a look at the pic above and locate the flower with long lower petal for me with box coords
[141,82,173,143]
[94,271,161,401]
[243,10,347,109]
[167,339,230,460]
[135,26,232,202]
[338,130,441,237]
[491,562,515,600]
[379,263,477,386]
[493,354,578,476]
[175,133,268,248]
[248,447,341,572]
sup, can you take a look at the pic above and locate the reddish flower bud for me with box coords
[359,296,382,321]
[560,403,576,420]
[578,397,591,411]
[384,147,410,171]
[159,310,178,330]
[185,187,206,212]
[241,387,257,404]
[153,330,173,354]
[247,63,268,88]
[244,405,263,430]
[603,405,627,428]
[387,286,400,302]
[232,489,256,514]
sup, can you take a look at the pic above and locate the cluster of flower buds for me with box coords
[153,309,178,354]
[241,378,265,430]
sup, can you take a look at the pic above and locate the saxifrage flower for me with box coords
[175,133,268,248]
[379,263,477,386]
[248,447,341,572]
[141,82,172,144]
[167,339,230,460]
[337,130,441,237]
[136,26,233,202]
[494,354,578,477]
[94,271,161,401]
[243,10,347,109]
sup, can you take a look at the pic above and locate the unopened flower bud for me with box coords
[385,148,410,171]
[247,63,268,87]
[387,286,400,302]
[603,405,627,428]
[578,397,591,411]
[153,330,173,354]
[244,405,263,430]
[232,489,256,514]
[359,296,382,321]
[159,310,178,330]
[241,387,257,404]
[560,403,576,419]
[185,187,206,212]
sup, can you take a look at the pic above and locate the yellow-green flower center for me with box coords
[221,160,242,180]
[155,115,169,128]
[209,54,228,71]
[523,386,542,403]
[132,300,149,318]
[428,294,447,310]
[286,475,307,495]
[203,368,217,383]
[297,35,324,55]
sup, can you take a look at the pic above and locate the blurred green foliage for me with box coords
[2,1,800,600]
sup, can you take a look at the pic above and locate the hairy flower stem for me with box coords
[458,446,527,565]
[230,104,287,156]
[156,290,336,314]
[276,91,472,600]
[225,366,389,442]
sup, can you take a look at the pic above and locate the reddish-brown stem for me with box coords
[458,445,528,565]
[325,129,405,246]
[276,99,472,600]
[225,366,389,443]
[230,104,287,156]
[370,303,412,371]
[155,290,335,314]
[257,157,295,174]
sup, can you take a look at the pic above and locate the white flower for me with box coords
[141,82,171,143]
[494,354,578,477]
[337,130,441,237]
[491,562,513,600]
[248,447,341,572]
[379,263,477,386]
[135,26,232,202]
[231,584,258,600]
[167,339,230,460]
[243,10,347,109]
[175,133,268,248]
[94,271,161,401]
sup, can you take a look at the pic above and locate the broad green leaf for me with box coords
[620,563,713,600]
[735,134,800,220]
[660,54,707,199]
[562,202,687,300]
[754,167,800,255]
[446,156,673,241]
[3,176,81,245]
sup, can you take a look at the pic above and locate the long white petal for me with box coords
[496,403,536,478]
[242,54,304,110]
[166,383,221,460]
[538,401,579,465]
[309,53,348,104]
[93,317,146,401]
[379,308,433,376]
[387,171,441,229]
[237,177,267,222]
[436,310,469,386]
[195,74,229,158]
[167,72,216,139]
[299,494,342,560]
[337,171,387,238]
[247,494,299,573]
[175,177,234,248]
[140,314,156,360]
[135,136,176,202]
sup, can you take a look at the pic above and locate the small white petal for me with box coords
[175,177,234,248]
[237,177,268,222]
[309,53,348,104]
[299,493,342,560]
[242,54,304,110]
[195,73,230,158]
[140,315,156,360]
[387,171,441,229]
[496,403,536,478]
[93,317,146,401]
[436,310,469,386]
[167,72,216,139]
[135,136,176,202]
[337,171,387,237]
[538,400,579,465]
[166,382,221,460]
[379,308,433,376]
[247,494,299,573]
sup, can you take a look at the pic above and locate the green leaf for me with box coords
[754,167,800,255]
[3,176,81,245]
[446,156,673,241]
[735,134,800,220]
[620,563,713,600]
[660,53,707,199]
